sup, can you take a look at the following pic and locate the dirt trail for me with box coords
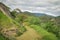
[17,23,41,40]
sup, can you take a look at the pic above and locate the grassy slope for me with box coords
[0,10,11,40]
[15,13,58,40]
[30,25,58,40]
[0,10,18,28]
[0,10,26,40]
[0,10,26,31]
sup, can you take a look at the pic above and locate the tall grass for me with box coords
[30,25,58,40]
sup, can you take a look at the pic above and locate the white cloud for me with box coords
[0,0,60,16]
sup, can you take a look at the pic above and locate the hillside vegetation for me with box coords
[0,3,60,40]
[0,7,26,40]
[13,10,60,40]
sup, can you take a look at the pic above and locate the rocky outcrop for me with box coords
[0,2,12,18]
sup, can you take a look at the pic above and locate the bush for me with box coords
[30,25,58,40]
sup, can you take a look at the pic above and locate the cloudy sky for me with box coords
[0,0,60,16]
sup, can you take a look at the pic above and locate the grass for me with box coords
[0,10,26,31]
[0,34,9,40]
[0,10,26,40]
[30,25,58,40]
[0,10,14,28]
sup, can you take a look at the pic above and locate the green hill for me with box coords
[0,2,60,40]
[0,9,26,40]
[14,12,59,40]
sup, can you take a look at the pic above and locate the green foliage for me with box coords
[40,21,59,39]
[23,16,40,25]
[30,25,58,40]
[0,10,26,40]
[0,10,12,28]
[10,10,17,18]
[1,2,60,40]
[15,11,60,40]
[0,34,9,40]
[20,26,27,33]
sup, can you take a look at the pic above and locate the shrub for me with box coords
[30,25,58,40]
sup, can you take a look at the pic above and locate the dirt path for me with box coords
[17,24,41,40]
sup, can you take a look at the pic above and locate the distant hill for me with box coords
[19,11,46,17]
[30,13,46,16]
[19,11,55,17]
